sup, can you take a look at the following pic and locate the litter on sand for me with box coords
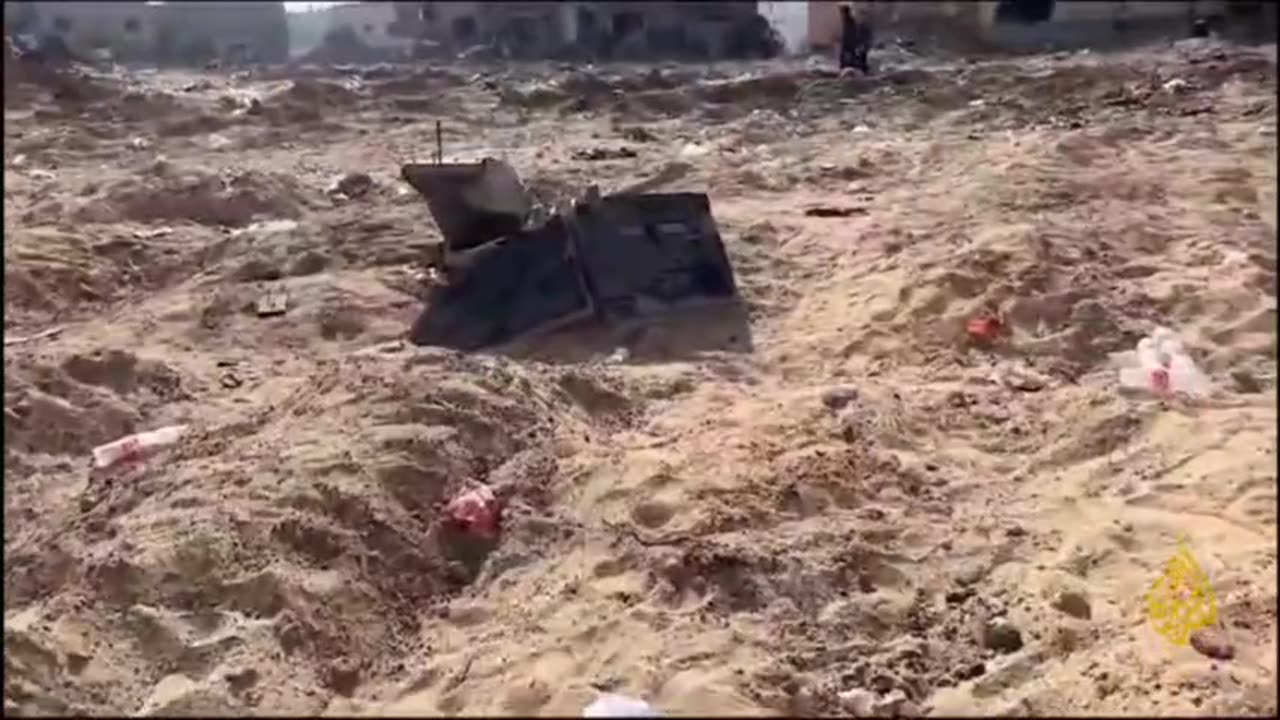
[1112,326,1211,398]
[92,425,189,470]
[966,314,1004,344]
[445,485,500,538]
[256,287,290,317]
[804,205,867,218]
[4,325,65,347]
[582,694,663,718]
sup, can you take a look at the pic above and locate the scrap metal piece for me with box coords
[400,159,533,261]
[407,216,593,351]
[568,192,738,320]
[4,325,64,347]
[256,287,289,317]
[404,160,742,352]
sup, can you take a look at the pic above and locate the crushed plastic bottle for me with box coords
[582,694,663,718]
[444,485,500,538]
[92,425,189,470]
[966,314,1004,344]
[1113,327,1211,398]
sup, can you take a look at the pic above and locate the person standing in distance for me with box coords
[838,3,873,74]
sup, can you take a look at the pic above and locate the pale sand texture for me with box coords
[4,42,1276,716]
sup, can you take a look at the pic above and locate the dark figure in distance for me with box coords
[839,3,872,73]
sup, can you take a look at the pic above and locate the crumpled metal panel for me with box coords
[401,159,533,254]
[407,216,593,351]
[568,192,738,320]
[404,165,742,351]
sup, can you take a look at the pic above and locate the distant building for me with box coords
[414,1,493,50]
[803,1,1266,53]
[406,1,568,56]
[153,1,289,65]
[284,8,332,58]
[12,1,157,61]
[4,1,290,65]
[572,1,767,59]
[286,0,774,61]
[324,1,413,52]
[976,0,1231,51]
[411,1,767,59]
[758,1,810,55]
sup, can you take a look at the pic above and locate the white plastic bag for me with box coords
[582,694,663,718]
[1115,328,1211,398]
[92,425,189,469]
[679,143,710,159]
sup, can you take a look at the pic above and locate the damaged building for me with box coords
[6,0,289,66]
[322,1,415,54]
[5,1,157,62]
[153,1,289,66]
[9,0,780,64]
[565,1,780,60]
[404,0,779,60]
[804,1,1275,54]
[290,1,421,63]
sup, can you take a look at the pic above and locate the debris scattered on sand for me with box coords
[1190,627,1236,660]
[255,287,289,317]
[804,205,868,218]
[445,485,500,539]
[92,425,189,470]
[573,146,639,161]
[1114,327,1212,398]
[820,385,860,410]
[582,693,662,718]
[998,363,1049,392]
[4,326,65,347]
[328,171,374,199]
[207,133,234,150]
[1052,590,1093,620]
[402,159,741,350]
[980,618,1024,654]
[621,127,659,143]
[132,226,174,239]
[966,314,1004,345]
[679,142,710,158]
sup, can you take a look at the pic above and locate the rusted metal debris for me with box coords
[804,205,868,218]
[256,287,290,317]
[401,159,740,351]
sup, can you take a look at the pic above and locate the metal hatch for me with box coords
[400,159,534,255]
[567,192,739,320]
[407,216,593,351]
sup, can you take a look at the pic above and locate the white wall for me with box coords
[325,1,411,50]
[758,1,809,55]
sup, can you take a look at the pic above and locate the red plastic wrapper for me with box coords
[966,315,1003,344]
[445,485,499,538]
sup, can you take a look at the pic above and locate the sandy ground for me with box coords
[4,41,1277,717]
